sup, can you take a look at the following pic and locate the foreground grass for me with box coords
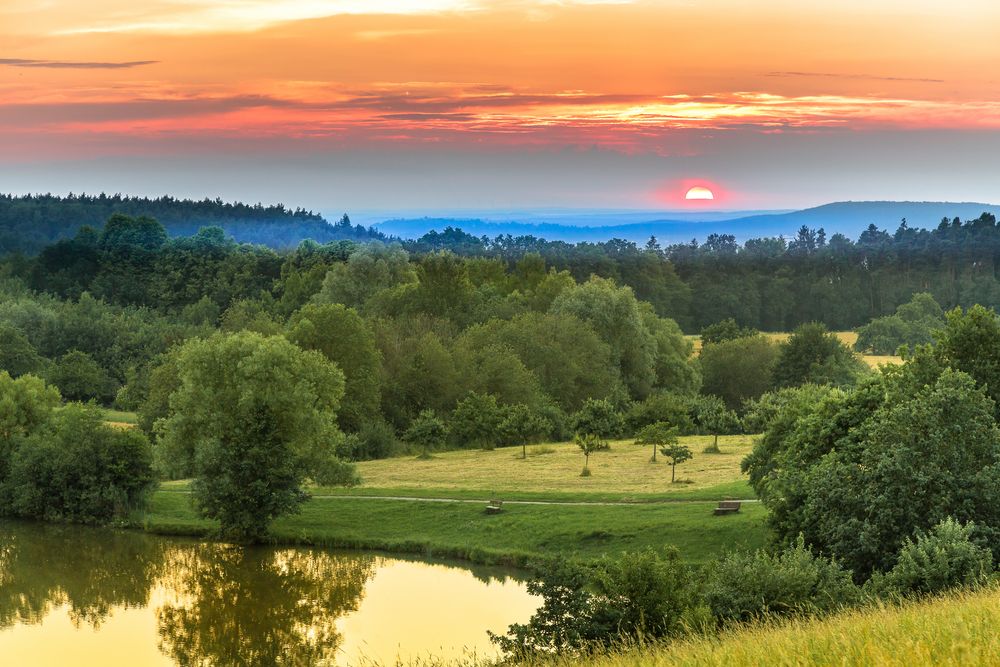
[141,490,767,566]
[520,586,1000,667]
[336,435,756,502]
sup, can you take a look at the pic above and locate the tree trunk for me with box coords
[714,433,719,449]
[651,444,657,462]
[522,443,527,459]
[671,462,676,483]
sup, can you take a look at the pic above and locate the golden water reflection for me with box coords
[0,523,538,666]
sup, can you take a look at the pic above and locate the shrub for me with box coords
[572,398,624,439]
[703,537,860,623]
[48,350,115,403]
[490,549,693,657]
[5,403,156,523]
[338,420,399,461]
[867,518,994,598]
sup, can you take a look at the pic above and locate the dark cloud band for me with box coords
[0,58,157,70]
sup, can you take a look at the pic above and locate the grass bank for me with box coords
[519,585,1000,667]
[141,490,768,567]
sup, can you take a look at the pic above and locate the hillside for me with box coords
[520,586,1000,667]
[374,201,1000,243]
[0,193,385,254]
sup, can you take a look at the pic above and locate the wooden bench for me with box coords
[486,499,504,515]
[713,500,741,516]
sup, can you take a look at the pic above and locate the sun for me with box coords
[685,186,714,200]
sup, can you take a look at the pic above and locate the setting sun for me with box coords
[685,186,715,201]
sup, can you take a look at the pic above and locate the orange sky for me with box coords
[2,0,1000,209]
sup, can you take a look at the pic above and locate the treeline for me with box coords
[0,214,712,465]
[404,212,1000,331]
[0,193,385,254]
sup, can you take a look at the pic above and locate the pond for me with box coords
[0,522,539,666]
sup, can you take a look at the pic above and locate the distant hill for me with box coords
[0,193,386,255]
[374,201,1000,244]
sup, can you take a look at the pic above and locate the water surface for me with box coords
[0,522,538,666]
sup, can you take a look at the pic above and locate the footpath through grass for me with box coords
[521,585,1000,667]
[142,490,768,567]
[144,434,766,566]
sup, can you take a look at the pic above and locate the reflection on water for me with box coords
[0,522,538,666]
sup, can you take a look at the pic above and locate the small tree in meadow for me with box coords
[404,409,448,459]
[576,433,603,477]
[659,443,693,483]
[634,421,678,463]
[691,395,739,453]
[499,404,551,459]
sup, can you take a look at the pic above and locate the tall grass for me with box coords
[518,585,1000,667]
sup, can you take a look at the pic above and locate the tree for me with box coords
[550,277,657,399]
[634,421,678,463]
[403,409,448,459]
[699,334,780,410]
[498,404,551,459]
[47,350,114,403]
[933,304,1000,418]
[286,303,382,432]
[576,433,603,476]
[700,318,758,345]
[855,292,943,355]
[659,443,693,483]
[0,325,45,378]
[772,322,867,388]
[449,392,503,449]
[572,398,624,440]
[689,395,740,453]
[159,332,350,542]
[6,403,156,523]
[315,242,416,309]
[745,349,1000,577]
[0,372,61,488]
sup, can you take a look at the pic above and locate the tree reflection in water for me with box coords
[0,523,377,666]
[156,543,375,666]
[0,522,166,629]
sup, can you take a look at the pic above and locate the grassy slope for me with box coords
[525,586,1000,667]
[334,435,757,502]
[145,435,765,565]
[143,490,767,567]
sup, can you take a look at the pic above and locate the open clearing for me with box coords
[147,434,765,565]
[337,435,756,502]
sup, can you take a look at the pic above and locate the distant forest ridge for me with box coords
[373,201,1000,244]
[0,193,386,255]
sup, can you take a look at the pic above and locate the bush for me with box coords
[867,518,994,598]
[5,403,156,523]
[338,420,399,461]
[703,537,860,623]
[490,549,693,657]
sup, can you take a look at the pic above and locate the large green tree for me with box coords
[699,334,780,410]
[745,350,1000,577]
[286,303,382,432]
[772,322,867,388]
[159,332,351,541]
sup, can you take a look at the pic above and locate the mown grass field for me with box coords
[687,330,901,368]
[143,490,768,566]
[520,585,1000,667]
[333,435,756,502]
[146,435,765,565]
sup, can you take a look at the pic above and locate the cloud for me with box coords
[0,58,157,70]
[767,71,945,84]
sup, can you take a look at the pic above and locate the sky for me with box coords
[2,0,1000,212]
